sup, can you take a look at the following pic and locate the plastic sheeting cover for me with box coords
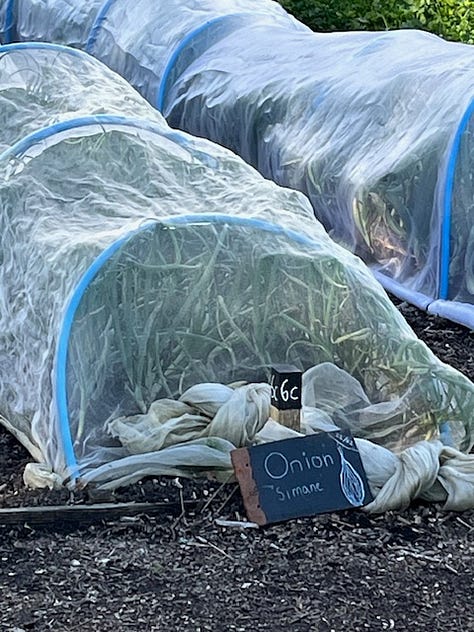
[1,109,473,486]
[0,40,164,453]
[97,375,474,512]
[1,11,474,491]
[1,0,103,47]
[0,2,8,42]
[0,42,166,153]
[86,0,308,104]
[3,0,308,102]
[7,0,474,327]
[161,24,474,327]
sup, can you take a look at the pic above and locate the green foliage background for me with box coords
[278,0,474,43]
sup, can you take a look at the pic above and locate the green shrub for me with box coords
[279,0,474,44]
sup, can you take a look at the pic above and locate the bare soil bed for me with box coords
[0,298,473,632]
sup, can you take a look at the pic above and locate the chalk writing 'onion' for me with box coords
[264,451,334,480]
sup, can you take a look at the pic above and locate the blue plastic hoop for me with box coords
[3,0,15,43]
[440,97,474,300]
[86,0,118,53]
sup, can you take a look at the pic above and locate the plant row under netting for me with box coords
[3,0,474,327]
[0,42,473,507]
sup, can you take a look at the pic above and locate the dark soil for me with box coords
[0,299,473,632]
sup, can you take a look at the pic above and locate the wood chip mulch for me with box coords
[0,297,473,632]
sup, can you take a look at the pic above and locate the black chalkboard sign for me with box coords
[270,364,302,410]
[232,430,373,526]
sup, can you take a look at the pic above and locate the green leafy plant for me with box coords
[279,0,474,43]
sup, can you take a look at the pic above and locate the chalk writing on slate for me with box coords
[270,364,302,410]
[231,430,373,526]
[269,364,302,431]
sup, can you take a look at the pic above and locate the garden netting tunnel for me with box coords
[4,0,474,328]
[0,42,167,152]
[0,42,473,495]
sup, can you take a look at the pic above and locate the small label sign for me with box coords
[270,364,302,411]
[231,430,373,526]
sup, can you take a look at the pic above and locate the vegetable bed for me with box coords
[5,0,474,327]
[0,37,473,494]
[0,300,472,630]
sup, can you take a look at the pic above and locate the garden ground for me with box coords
[0,298,473,632]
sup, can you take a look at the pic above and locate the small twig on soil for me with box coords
[69,619,95,631]
[215,484,239,516]
[170,478,188,531]
[179,486,186,521]
[395,549,459,574]
[215,519,259,529]
[199,473,234,514]
[195,535,234,561]
[330,515,356,529]
[456,516,473,530]
[289,611,312,625]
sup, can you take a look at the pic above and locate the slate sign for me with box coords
[270,364,302,411]
[231,430,373,526]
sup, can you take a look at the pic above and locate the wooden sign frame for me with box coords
[232,430,373,526]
